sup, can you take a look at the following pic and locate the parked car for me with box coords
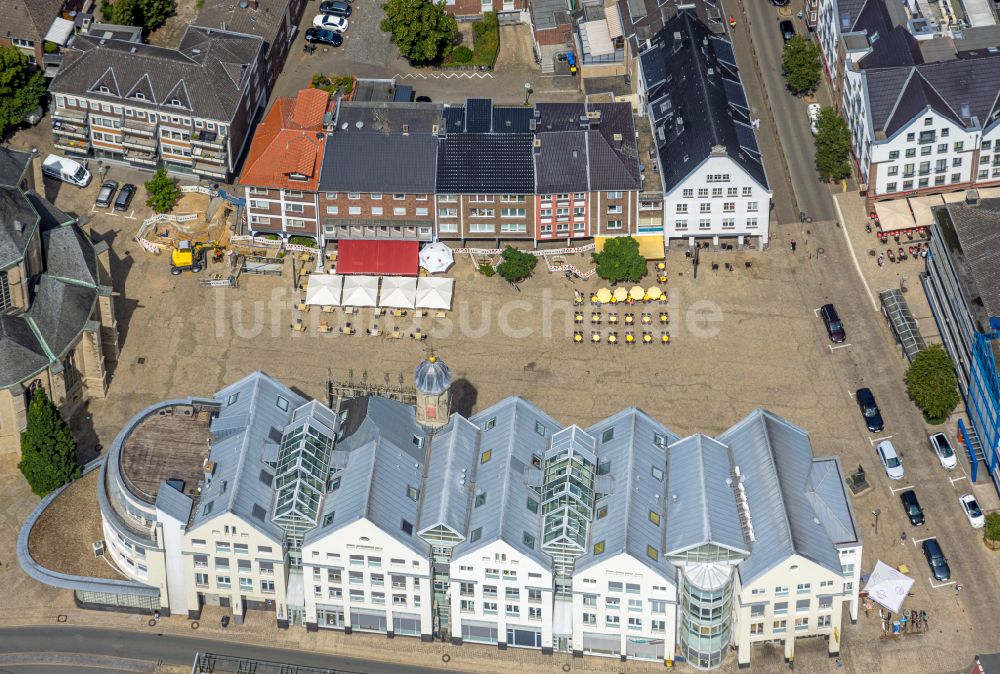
[856,388,884,432]
[114,183,136,211]
[95,180,118,208]
[959,493,985,528]
[318,0,352,16]
[808,103,821,135]
[312,14,348,32]
[780,20,796,42]
[415,96,433,103]
[771,0,789,6]
[921,538,951,582]
[819,303,845,342]
[304,28,344,47]
[929,432,957,470]
[876,439,904,480]
[899,490,924,526]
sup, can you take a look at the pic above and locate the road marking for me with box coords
[813,307,822,317]
[395,72,495,80]
[929,579,956,589]
[890,484,914,495]
[912,536,934,547]
[950,474,968,484]
[832,196,879,312]
[125,210,137,220]
[105,211,118,217]
[870,435,892,446]
[90,205,97,213]
[829,343,852,351]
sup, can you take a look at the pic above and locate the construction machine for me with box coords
[170,240,215,275]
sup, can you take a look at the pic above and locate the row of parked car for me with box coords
[95,181,136,211]
[305,1,353,47]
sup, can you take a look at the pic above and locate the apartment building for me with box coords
[49,26,266,182]
[446,0,528,21]
[639,12,772,249]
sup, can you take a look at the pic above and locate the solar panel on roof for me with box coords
[734,123,761,157]
[723,79,747,110]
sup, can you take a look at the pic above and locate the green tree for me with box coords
[0,45,46,138]
[905,344,960,424]
[381,0,458,64]
[495,246,537,283]
[781,36,822,95]
[144,168,181,213]
[103,0,174,32]
[18,388,80,497]
[592,236,647,284]
[814,108,853,182]
[138,0,175,30]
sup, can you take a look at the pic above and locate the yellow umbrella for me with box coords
[595,288,612,303]
[613,287,628,302]
[629,285,645,300]
[647,286,662,300]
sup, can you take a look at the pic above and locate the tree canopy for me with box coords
[144,168,181,213]
[781,36,822,95]
[0,45,46,139]
[814,108,853,182]
[495,246,537,283]
[905,344,960,424]
[102,0,175,32]
[18,388,80,497]
[381,0,458,64]
[592,236,647,284]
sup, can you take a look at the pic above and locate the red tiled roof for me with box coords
[240,88,331,191]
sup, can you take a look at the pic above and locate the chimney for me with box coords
[14,220,25,234]
[402,124,409,136]
[533,137,542,154]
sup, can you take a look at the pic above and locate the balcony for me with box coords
[51,106,87,123]
[193,159,228,179]
[123,119,158,137]
[54,136,90,154]
[122,134,158,150]
[52,119,89,138]
[191,129,226,149]
[192,146,227,165]
[124,149,158,166]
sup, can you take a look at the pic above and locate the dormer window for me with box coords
[171,98,182,106]
[99,86,110,94]
[288,173,308,182]
[134,92,145,100]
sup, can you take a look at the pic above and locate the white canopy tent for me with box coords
[341,275,379,307]
[863,560,915,613]
[378,276,417,309]
[45,17,75,47]
[305,274,343,306]
[415,277,454,310]
[419,242,455,274]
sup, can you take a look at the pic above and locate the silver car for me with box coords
[929,432,957,470]
[876,440,905,480]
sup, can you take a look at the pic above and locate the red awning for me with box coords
[336,240,419,276]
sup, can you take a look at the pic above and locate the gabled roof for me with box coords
[6,0,66,43]
[241,89,331,191]
[437,134,535,194]
[416,415,480,539]
[320,132,438,194]
[0,147,31,189]
[535,132,590,193]
[640,12,770,193]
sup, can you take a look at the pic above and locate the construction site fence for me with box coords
[180,185,215,196]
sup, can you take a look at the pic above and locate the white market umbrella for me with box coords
[863,560,914,613]
[305,274,343,306]
[415,277,454,310]
[378,276,417,309]
[341,275,379,307]
[419,242,455,274]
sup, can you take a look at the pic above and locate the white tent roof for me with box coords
[908,195,944,228]
[415,277,454,310]
[341,275,379,307]
[581,20,615,57]
[378,276,417,309]
[419,242,454,274]
[874,199,915,231]
[305,274,343,306]
[45,17,75,47]
[863,560,914,613]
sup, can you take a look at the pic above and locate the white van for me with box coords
[41,154,91,187]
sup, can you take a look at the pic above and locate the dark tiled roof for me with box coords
[0,187,40,270]
[938,198,1000,320]
[616,0,724,52]
[336,102,443,134]
[27,275,97,361]
[26,190,75,231]
[0,316,49,388]
[465,98,493,133]
[320,131,438,193]
[535,103,591,132]
[534,132,589,193]
[640,12,769,192]
[0,147,31,188]
[436,134,535,194]
[195,0,293,46]
[6,0,65,42]
[442,107,465,133]
[42,225,98,285]
[857,26,922,70]
[492,106,534,133]
[587,130,639,191]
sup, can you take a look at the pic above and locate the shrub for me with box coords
[985,513,1000,548]
[478,262,495,277]
[261,233,281,241]
[453,46,473,63]
[289,236,317,247]
[472,11,499,66]
[43,41,59,54]
[905,344,961,424]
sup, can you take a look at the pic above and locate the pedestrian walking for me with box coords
[790,240,797,252]
[900,531,907,545]
[877,255,884,268]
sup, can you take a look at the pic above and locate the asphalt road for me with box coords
[737,0,838,222]
[0,626,462,674]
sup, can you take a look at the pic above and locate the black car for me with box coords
[95,180,118,208]
[820,303,845,343]
[114,183,136,211]
[856,387,884,433]
[415,95,433,103]
[922,538,951,582]
[780,20,796,42]
[305,27,344,47]
[319,0,352,16]
[771,0,789,5]
[899,490,925,526]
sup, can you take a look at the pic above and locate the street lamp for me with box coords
[872,508,881,534]
[524,82,532,106]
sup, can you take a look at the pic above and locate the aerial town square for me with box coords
[1,0,1000,672]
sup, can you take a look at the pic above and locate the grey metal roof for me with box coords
[319,131,438,194]
[414,356,451,396]
[0,187,40,270]
[42,225,98,286]
[52,27,263,122]
[0,147,31,188]
[26,275,97,361]
[416,415,480,538]
[576,408,679,578]
[664,434,748,556]
[456,397,563,566]
[190,372,307,541]
[155,480,194,522]
[641,12,770,193]
[718,410,845,585]
[805,457,859,545]
[0,315,49,388]
[436,134,535,194]
[935,197,1000,322]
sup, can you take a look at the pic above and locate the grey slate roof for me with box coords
[6,0,65,42]
[195,0,292,46]
[26,275,97,360]
[52,27,263,122]
[576,409,679,578]
[0,315,50,387]
[416,415,480,538]
[436,134,535,194]
[0,187,39,270]
[26,191,75,232]
[935,197,1000,322]
[614,0,724,53]
[664,434,748,556]
[156,480,194,523]
[190,372,307,541]
[640,12,770,193]
[320,132,438,194]
[42,225,98,285]
[718,410,848,585]
[0,147,31,188]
